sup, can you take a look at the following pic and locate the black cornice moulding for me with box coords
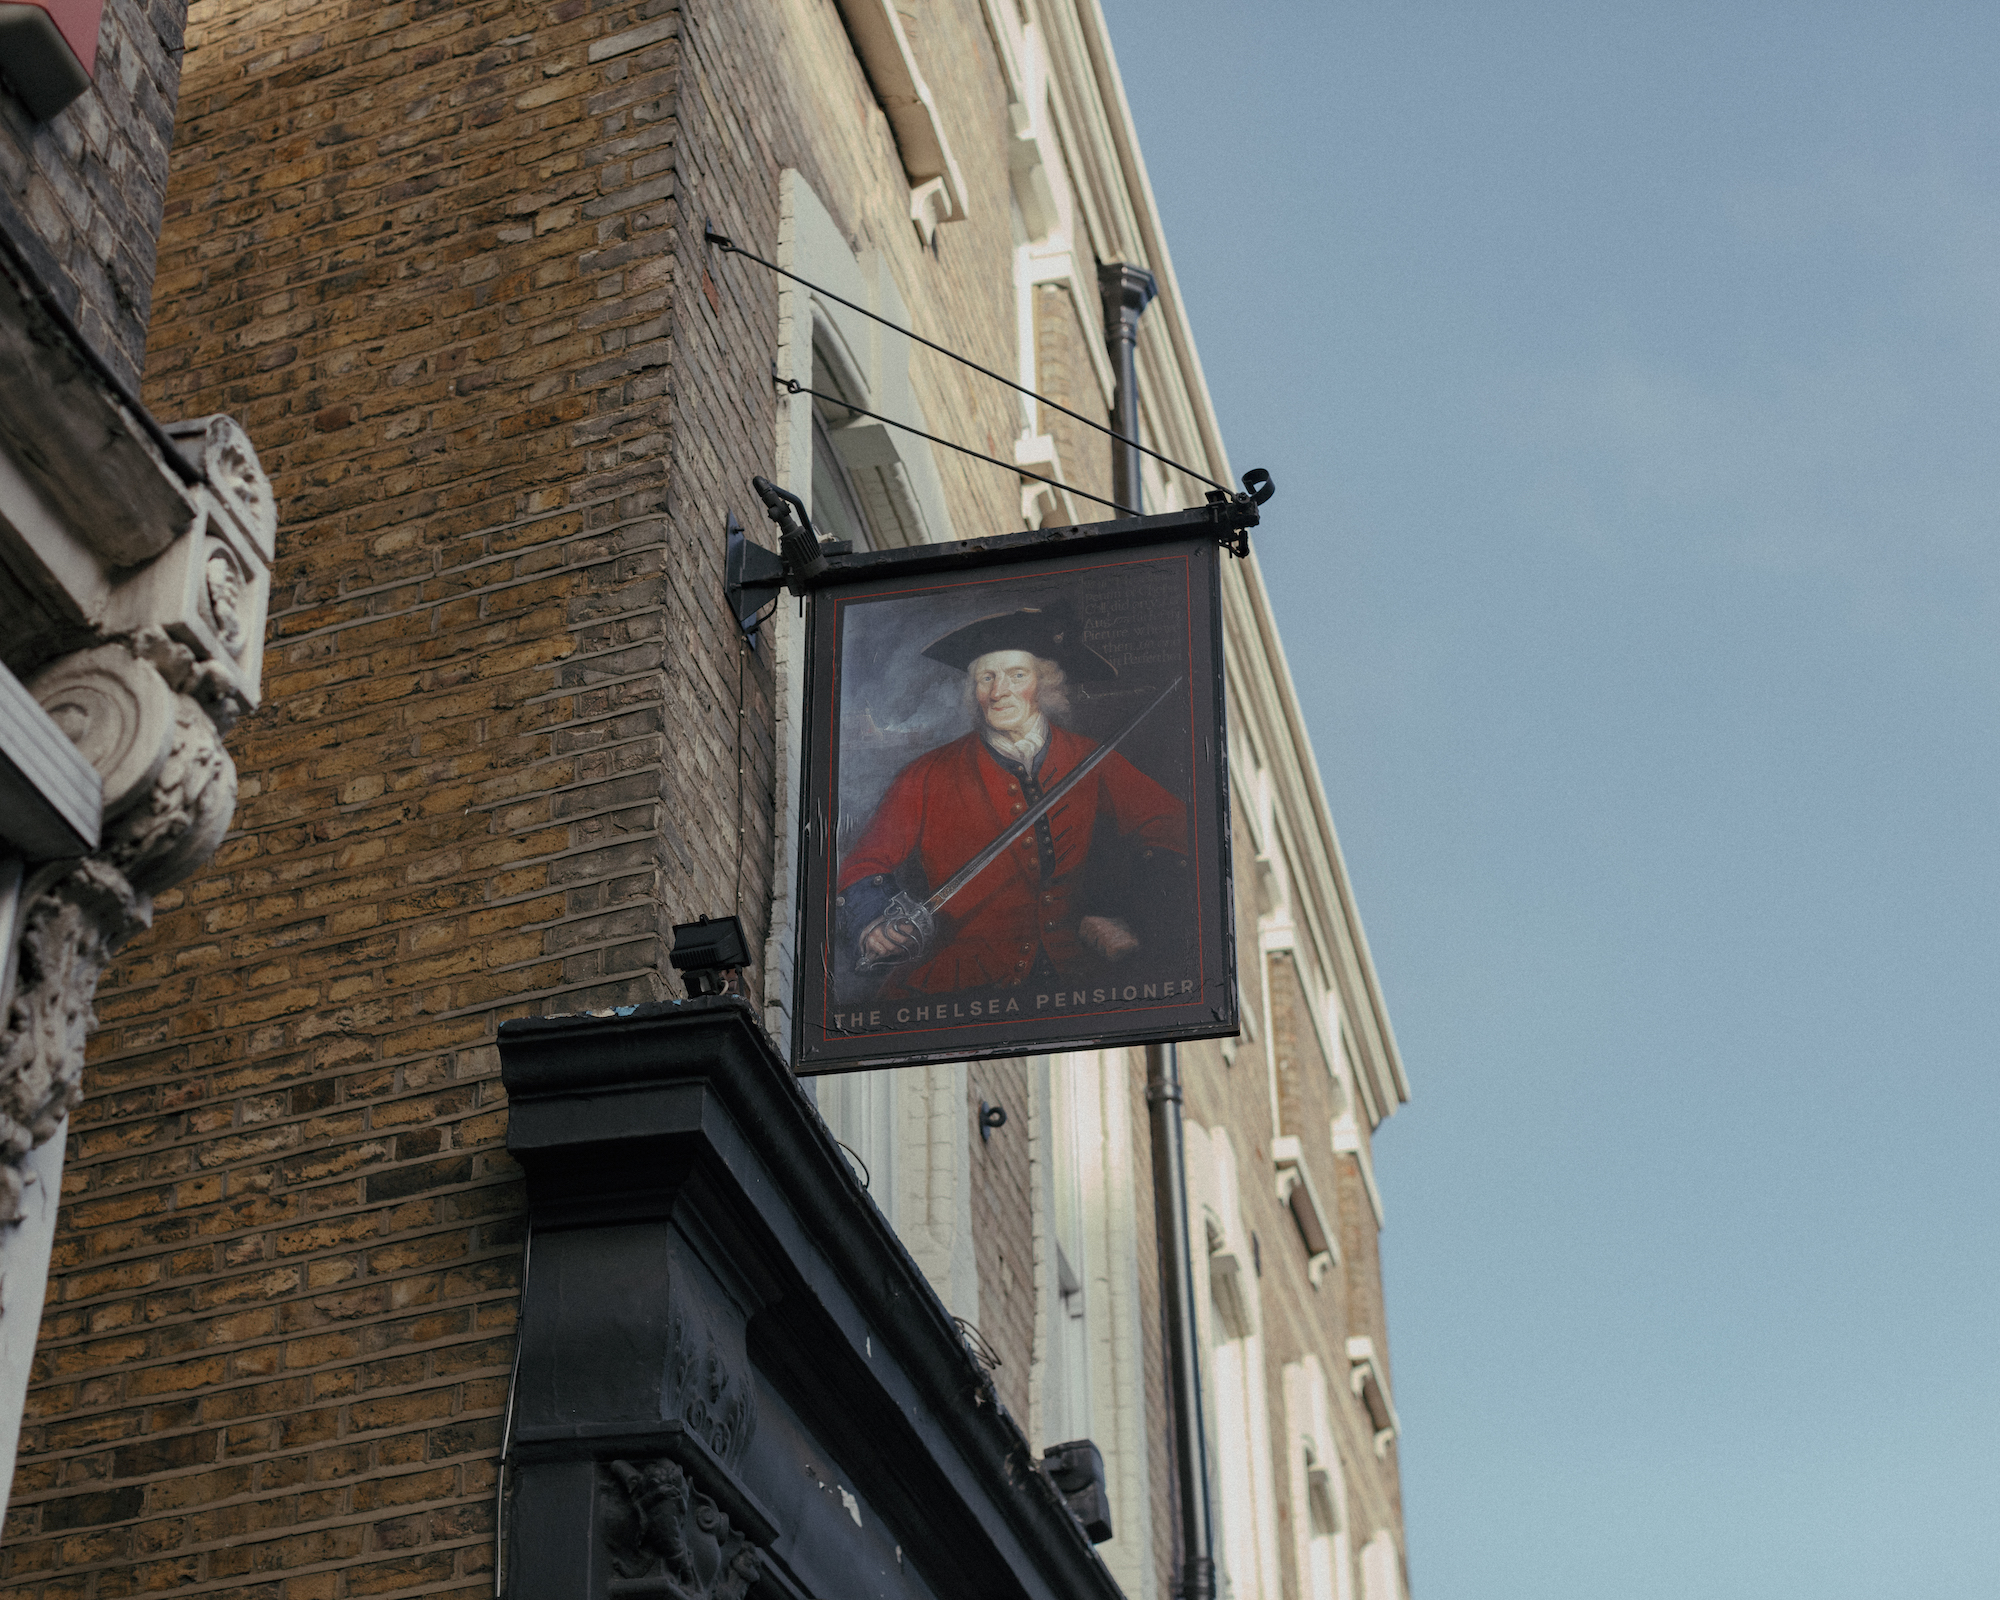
[498,998,1123,1600]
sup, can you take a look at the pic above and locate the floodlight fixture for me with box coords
[670,914,752,997]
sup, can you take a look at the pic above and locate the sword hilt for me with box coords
[855,890,937,971]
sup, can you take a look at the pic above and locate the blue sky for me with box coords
[1102,4,2000,1595]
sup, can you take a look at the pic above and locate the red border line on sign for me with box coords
[1184,554,1206,996]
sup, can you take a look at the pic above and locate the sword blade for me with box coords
[919,675,1183,920]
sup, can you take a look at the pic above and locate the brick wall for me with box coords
[2,0,787,1587]
[1034,281,1114,517]
[965,1055,1033,1421]
[0,0,186,388]
[1185,847,1407,1570]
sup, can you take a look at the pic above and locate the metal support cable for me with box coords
[707,223,1230,497]
[776,374,1139,518]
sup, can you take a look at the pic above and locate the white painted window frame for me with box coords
[1270,1134,1339,1287]
[1360,1530,1406,1600]
[1283,1356,1355,1600]
[762,169,956,1051]
[832,0,971,243]
[1345,1336,1402,1458]
[1186,1121,1285,1600]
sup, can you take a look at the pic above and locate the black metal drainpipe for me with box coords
[1099,260,1217,1600]
[1146,1039,1217,1600]
[1098,263,1156,516]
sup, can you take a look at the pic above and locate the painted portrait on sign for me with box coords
[794,534,1236,1073]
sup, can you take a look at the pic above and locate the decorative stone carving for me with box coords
[163,414,277,560]
[665,1306,756,1471]
[0,860,148,1221]
[498,1211,777,1593]
[601,1457,765,1600]
[102,693,236,895]
[0,634,243,1219]
[98,510,271,709]
[130,624,254,735]
[203,546,248,651]
[27,646,175,819]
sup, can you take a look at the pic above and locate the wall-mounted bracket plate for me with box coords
[724,512,784,647]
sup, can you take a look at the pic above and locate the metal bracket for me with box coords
[725,479,857,647]
[724,512,783,648]
[727,465,1271,643]
[1207,468,1273,560]
[754,474,830,589]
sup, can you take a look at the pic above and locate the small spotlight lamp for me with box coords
[669,914,752,998]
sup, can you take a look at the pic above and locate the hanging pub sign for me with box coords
[789,515,1239,1073]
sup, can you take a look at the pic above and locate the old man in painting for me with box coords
[837,605,1188,997]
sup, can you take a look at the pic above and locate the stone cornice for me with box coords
[499,999,1127,1600]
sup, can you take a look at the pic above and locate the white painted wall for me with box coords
[1188,1122,1284,1600]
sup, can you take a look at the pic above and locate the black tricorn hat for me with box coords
[921,604,1116,681]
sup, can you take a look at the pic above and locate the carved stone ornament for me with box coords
[163,414,277,561]
[202,546,249,652]
[97,510,272,710]
[0,634,243,1221]
[0,860,148,1222]
[601,1457,765,1600]
[29,646,176,819]
[666,1305,756,1471]
[99,691,236,896]
[596,1306,764,1594]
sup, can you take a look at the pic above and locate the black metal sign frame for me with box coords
[791,511,1238,1075]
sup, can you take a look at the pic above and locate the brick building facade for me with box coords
[0,3,1416,1598]
[1,0,188,388]
[0,0,275,1550]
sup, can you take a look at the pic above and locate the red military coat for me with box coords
[837,726,1187,995]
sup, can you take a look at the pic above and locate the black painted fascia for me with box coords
[499,996,1127,1600]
